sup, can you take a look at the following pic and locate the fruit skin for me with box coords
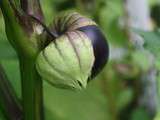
[36,30,95,90]
[48,12,109,78]
[77,25,109,78]
[36,12,109,90]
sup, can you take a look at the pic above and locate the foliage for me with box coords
[0,0,159,120]
[138,30,160,70]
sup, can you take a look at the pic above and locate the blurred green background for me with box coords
[0,0,160,120]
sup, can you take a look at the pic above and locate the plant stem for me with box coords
[20,0,44,21]
[0,0,38,57]
[0,64,22,120]
[1,0,44,120]
[19,56,43,120]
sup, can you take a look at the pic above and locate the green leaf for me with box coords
[132,50,151,71]
[44,81,109,120]
[0,110,6,120]
[131,108,150,120]
[100,2,128,46]
[0,18,17,60]
[137,30,160,70]
[117,88,133,110]
[0,40,17,60]
[0,58,109,120]
[0,59,21,98]
[138,30,160,58]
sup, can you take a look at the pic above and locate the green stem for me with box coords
[0,0,38,57]
[1,0,44,120]
[19,56,43,120]
[0,64,22,120]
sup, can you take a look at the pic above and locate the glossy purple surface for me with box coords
[77,25,109,78]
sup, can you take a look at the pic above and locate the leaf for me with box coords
[138,30,160,58]
[44,81,109,120]
[0,41,17,60]
[131,107,150,120]
[99,2,128,46]
[137,30,160,70]
[0,110,6,120]
[0,18,17,60]
[117,88,133,111]
[132,50,151,71]
[0,58,109,120]
[0,59,21,98]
